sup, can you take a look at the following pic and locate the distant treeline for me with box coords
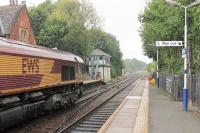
[123,58,147,73]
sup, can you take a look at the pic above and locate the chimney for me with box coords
[10,0,18,6]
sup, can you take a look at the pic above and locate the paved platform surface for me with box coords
[149,85,200,133]
[98,79,148,133]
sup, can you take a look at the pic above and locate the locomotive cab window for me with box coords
[61,66,75,81]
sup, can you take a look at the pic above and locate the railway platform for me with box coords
[98,79,148,133]
[149,85,200,133]
[98,79,200,133]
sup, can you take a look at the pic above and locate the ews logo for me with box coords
[22,58,39,74]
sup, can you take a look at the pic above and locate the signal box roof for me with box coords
[90,49,111,57]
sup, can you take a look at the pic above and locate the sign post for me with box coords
[155,41,183,90]
[156,47,159,88]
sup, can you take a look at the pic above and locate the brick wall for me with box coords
[10,6,36,45]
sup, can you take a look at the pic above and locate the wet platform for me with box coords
[98,79,148,133]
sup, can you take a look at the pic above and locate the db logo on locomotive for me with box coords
[22,58,40,74]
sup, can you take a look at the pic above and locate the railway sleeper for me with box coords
[71,130,96,133]
[87,118,106,122]
[97,109,114,112]
[82,121,105,125]
[89,116,108,120]
[78,123,102,128]
[92,114,110,117]
[73,127,99,132]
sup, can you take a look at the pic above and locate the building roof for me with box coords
[90,49,111,57]
[0,5,24,35]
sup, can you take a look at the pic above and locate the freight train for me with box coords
[0,37,84,130]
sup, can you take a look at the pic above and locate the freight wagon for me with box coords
[0,37,84,130]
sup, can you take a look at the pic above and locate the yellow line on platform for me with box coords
[132,81,148,133]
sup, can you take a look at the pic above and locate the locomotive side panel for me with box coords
[0,53,81,96]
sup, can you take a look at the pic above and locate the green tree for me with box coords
[29,0,124,77]
[29,0,53,36]
[139,0,200,74]
[139,0,190,73]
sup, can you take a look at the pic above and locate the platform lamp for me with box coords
[165,0,200,111]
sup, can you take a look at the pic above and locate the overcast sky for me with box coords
[0,0,151,63]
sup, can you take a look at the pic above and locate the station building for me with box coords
[0,0,36,44]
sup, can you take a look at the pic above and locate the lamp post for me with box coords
[156,46,159,88]
[165,0,200,111]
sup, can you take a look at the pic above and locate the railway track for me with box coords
[68,80,136,133]
[7,73,143,133]
[51,73,143,133]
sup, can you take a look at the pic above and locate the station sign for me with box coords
[156,41,183,47]
[182,48,189,58]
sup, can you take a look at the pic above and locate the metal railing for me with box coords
[158,73,200,111]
